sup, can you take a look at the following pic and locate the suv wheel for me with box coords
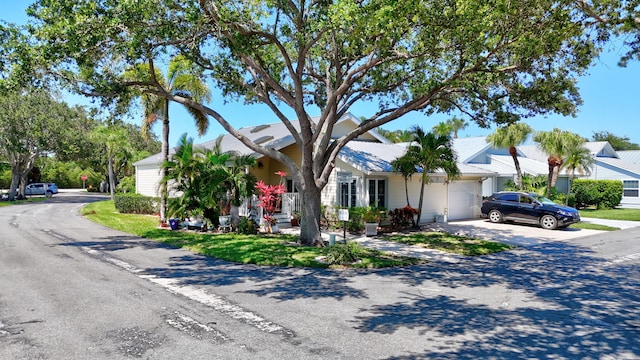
[488,209,503,223]
[540,215,557,230]
[45,191,53,198]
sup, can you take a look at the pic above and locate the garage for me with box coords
[447,180,480,220]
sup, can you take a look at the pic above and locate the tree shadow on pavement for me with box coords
[356,241,640,359]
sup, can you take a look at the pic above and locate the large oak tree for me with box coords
[27,0,621,245]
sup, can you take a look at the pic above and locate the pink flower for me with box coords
[275,170,287,177]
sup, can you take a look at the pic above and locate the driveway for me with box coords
[426,218,613,247]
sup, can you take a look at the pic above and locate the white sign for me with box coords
[337,209,349,221]
[337,171,352,183]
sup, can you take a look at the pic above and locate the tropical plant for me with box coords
[534,129,583,197]
[132,55,211,222]
[397,126,460,225]
[486,123,533,191]
[433,117,468,138]
[160,134,204,220]
[562,137,594,204]
[91,123,133,200]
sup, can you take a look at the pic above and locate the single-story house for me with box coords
[134,114,494,224]
[459,138,640,208]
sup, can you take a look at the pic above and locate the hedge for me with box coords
[571,179,622,209]
[114,193,159,215]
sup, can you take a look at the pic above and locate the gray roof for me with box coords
[596,157,640,177]
[341,140,494,176]
[133,121,296,166]
[617,150,640,164]
[452,137,492,163]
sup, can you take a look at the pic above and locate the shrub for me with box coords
[325,241,363,265]
[572,179,622,209]
[237,216,258,235]
[114,193,159,214]
[116,175,136,193]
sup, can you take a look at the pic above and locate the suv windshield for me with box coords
[530,194,556,205]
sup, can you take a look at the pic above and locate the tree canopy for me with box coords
[592,131,640,150]
[25,0,634,245]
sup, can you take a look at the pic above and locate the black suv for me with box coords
[481,191,580,230]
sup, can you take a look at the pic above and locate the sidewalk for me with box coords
[580,217,640,230]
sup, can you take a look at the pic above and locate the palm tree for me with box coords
[534,128,581,197]
[432,117,467,138]
[432,122,452,137]
[486,123,533,191]
[160,134,204,219]
[91,123,132,200]
[200,136,257,215]
[390,155,417,207]
[402,126,460,225]
[136,55,211,222]
[447,117,468,139]
[562,137,594,204]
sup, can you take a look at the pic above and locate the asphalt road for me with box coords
[1,193,639,359]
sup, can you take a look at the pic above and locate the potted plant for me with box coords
[290,211,301,226]
[363,207,382,236]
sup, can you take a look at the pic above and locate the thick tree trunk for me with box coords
[509,146,523,191]
[8,172,21,201]
[546,156,563,197]
[298,185,324,246]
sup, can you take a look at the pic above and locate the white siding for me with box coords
[136,165,162,197]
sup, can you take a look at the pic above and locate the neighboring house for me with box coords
[134,114,494,223]
[458,137,640,208]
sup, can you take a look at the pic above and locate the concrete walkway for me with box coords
[580,217,640,229]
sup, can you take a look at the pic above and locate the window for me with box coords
[340,179,357,208]
[368,179,387,207]
[623,180,639,197]
[285,178,298,193]
[519,195,533,204]
[496,193,518,202]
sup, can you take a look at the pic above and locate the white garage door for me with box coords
[448,181,479,220]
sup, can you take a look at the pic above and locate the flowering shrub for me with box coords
[255,171,287,227]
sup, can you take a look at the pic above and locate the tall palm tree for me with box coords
[432,117,467,138]
[91,123,132,200]
[486,123,533,191]
[137,55,211,222]
[534,128,580,197]
[562,137,594,204]
[390,155,417,207]
[403,126,460,225]
[447,117,468,139]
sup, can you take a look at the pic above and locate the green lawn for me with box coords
[380,232,514,256]
[569,222,619,231]
[81,200,512,268]
[82,200,426,268]
[579,208,640,221]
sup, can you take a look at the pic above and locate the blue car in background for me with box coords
[481,191,580,230]
[24,183,59,197]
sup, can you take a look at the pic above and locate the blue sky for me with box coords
[3,2,640,147]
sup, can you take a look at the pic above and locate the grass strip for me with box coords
[380,232,514,256]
